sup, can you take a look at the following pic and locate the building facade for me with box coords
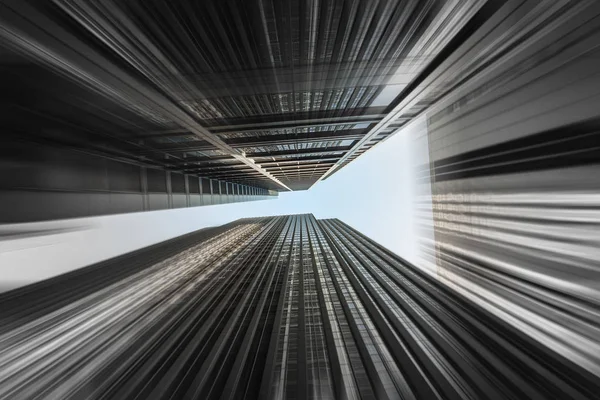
[0,214,598,399]
[0,0,496,221]
[408,0,600,381]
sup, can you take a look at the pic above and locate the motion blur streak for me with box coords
[2,0,600,398]
[1,215,599,400]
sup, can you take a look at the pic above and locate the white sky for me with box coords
[0,118,431,291]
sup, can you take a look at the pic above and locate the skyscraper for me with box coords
[0,0,496,221]
[408,0,600,382]
[1,214,598,399]
[3,1,598,222]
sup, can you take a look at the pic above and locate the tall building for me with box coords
[406,0,600,381]
[0,0,497,221]
[0,214,598,399]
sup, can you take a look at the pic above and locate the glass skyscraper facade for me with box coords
[1,214,598,399]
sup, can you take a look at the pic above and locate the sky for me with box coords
[0,117,432,291]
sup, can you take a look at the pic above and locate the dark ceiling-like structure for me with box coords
[0,0,488,192]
